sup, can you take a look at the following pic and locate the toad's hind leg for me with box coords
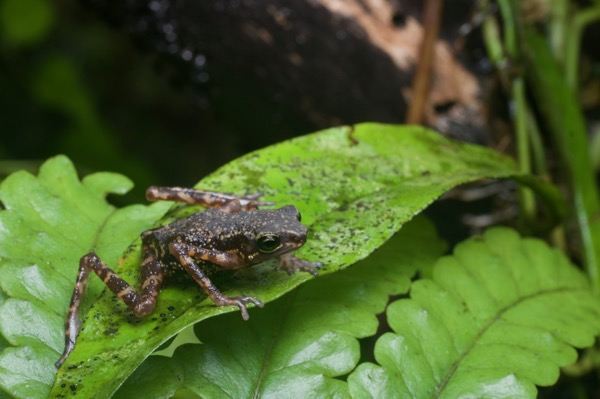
[55,248,164,368]
[145,186,273,212]
[169,242,264,320]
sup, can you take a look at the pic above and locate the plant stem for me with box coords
[524,29,600,291]
[526,109,546,175]
[491,0,536,220]
[512,77,535,218]
[548,0,569,62]
[565,6,600,89]
[496,0,517,58]
[405,0,444,124]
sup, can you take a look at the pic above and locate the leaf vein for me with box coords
[433,286,580,398]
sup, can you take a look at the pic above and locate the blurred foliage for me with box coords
[0,0,55,45]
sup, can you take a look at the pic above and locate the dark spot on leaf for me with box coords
[69,385,77,392]
[61,384,66,388]
[160,313,166,317]
[104,327,118,336]
[168,306,175,311]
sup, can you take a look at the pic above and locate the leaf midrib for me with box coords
[252,290,297,398]
[432,286,579,398]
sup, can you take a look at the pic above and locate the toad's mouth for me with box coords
[251,237,306,264]
[273,240,305,256]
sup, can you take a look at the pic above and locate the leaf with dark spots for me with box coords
[115,217,446,399]
[0,123,558,398]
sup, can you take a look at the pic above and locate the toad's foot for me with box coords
[234,193,275,211]
[214,295,264,320]
[276,253,323,277]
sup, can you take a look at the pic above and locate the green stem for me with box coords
[524,29,600,291]
[565,6,600,89]
[549,0,569,62]
[526,109,546,175]
[481,4,504,66]
[493,0,535,219]
[512,77,535,218]
[495,0,518,58]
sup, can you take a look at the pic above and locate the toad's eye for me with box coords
[257,234,282,253]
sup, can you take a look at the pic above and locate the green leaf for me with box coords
[114,217,446,398]
[0,123,548,398]
[50,124,531,398]
[0,156,171,399]
[348,227,600,398]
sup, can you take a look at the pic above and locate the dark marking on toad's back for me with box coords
[56,186,322,368]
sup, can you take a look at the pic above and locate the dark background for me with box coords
[0,0,488,203]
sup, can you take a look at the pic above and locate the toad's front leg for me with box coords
[276,253,323,276]
[169,242,264,320]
